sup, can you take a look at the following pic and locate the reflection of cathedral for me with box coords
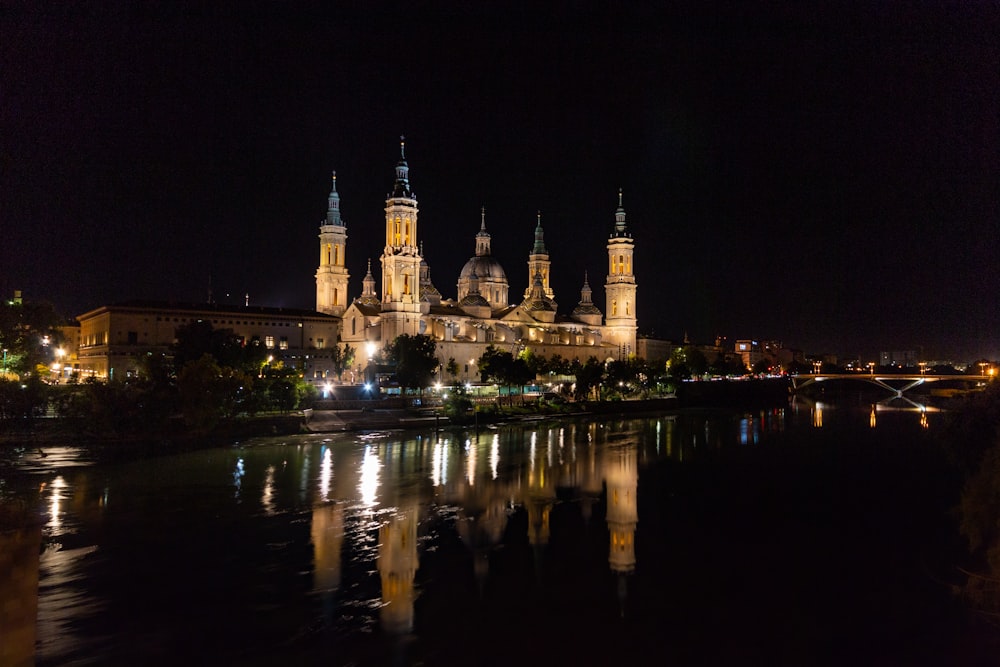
[321,138,638,380]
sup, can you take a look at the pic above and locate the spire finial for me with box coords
[532,211,547,254]
[481,206,486,230]
[614,189,628,234]
[326,170,343,225]
[400,135,406,159]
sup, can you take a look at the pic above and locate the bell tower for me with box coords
[604,189,637,357]
[380,137,422,340]
[524,211,554,300]
[316,171,350,315]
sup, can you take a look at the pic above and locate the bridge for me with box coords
[791,373,990,406]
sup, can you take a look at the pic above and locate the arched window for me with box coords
[612,300,618,316]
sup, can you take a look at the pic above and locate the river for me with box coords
[0,398,990,665]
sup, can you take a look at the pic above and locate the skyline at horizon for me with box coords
[3,3,997,362]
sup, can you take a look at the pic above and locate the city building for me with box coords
[335,139,640,383]
[76,301,340,381]
[73,139,647,386]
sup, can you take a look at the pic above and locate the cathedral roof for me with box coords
[351,302,382,317]
[459,255,508,283]
[459,292,491,309]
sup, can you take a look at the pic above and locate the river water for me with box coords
[0,399,987,665]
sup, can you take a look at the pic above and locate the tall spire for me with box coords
[357,258,379,306]
[392,135,411,198]
[475,206,491,256]
[326,171,343,226]
[533,211,547,254]
[613,188,628,235]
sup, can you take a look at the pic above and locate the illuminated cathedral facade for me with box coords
[318,139,638,382]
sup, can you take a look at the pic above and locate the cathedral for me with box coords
[317,138,638,383]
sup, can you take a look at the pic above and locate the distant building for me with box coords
[76,301,340,382]
[880,350,918,367]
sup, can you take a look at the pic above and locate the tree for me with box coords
[446,357,460,383]
[0,298,65,378]
[172,321,267,375]
[478,345,511,384]
[385,334,438,393]
[669,346,708,379]
[176,354,227,433]
[331,343,356,381]
[574,357,605,401]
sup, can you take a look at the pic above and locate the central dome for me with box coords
[457,256,509,310]
[459,256,507,283]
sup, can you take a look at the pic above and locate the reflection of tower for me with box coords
[311,503,344,592]
[457,496,508,595]
[605,443,638,575]
[377,505,419,635]
[605,441,638,618]
[0,522,41,667]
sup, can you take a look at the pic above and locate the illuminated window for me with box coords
[265,335,275,348]
[325,243,332,265]
[612,300,618,316]
[625,302,630,316]
[404,274,410,294]
[334,244,340,265]
[404,220,411,245]
[279,336,288,350]
[316,338,325,349]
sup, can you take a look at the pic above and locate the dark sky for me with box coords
[2,1,997,362]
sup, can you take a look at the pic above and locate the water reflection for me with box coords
[0,523,41,667]
[9,404,948,664]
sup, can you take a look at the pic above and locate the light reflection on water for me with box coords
[0,405,945,665]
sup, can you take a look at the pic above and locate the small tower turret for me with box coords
[316,171,350,315]
[380,136,422,339]
[524,211,554,301]
[605,189,637,356]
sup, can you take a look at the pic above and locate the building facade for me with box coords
[335,140,639,383]
[76,301,340,382]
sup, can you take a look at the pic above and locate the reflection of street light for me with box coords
[868,362,875,376]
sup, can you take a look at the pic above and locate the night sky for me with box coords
[3,2,997,362]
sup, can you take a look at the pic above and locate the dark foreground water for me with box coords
[1,399,997,666]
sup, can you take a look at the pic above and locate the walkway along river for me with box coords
[1,398,996,666]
